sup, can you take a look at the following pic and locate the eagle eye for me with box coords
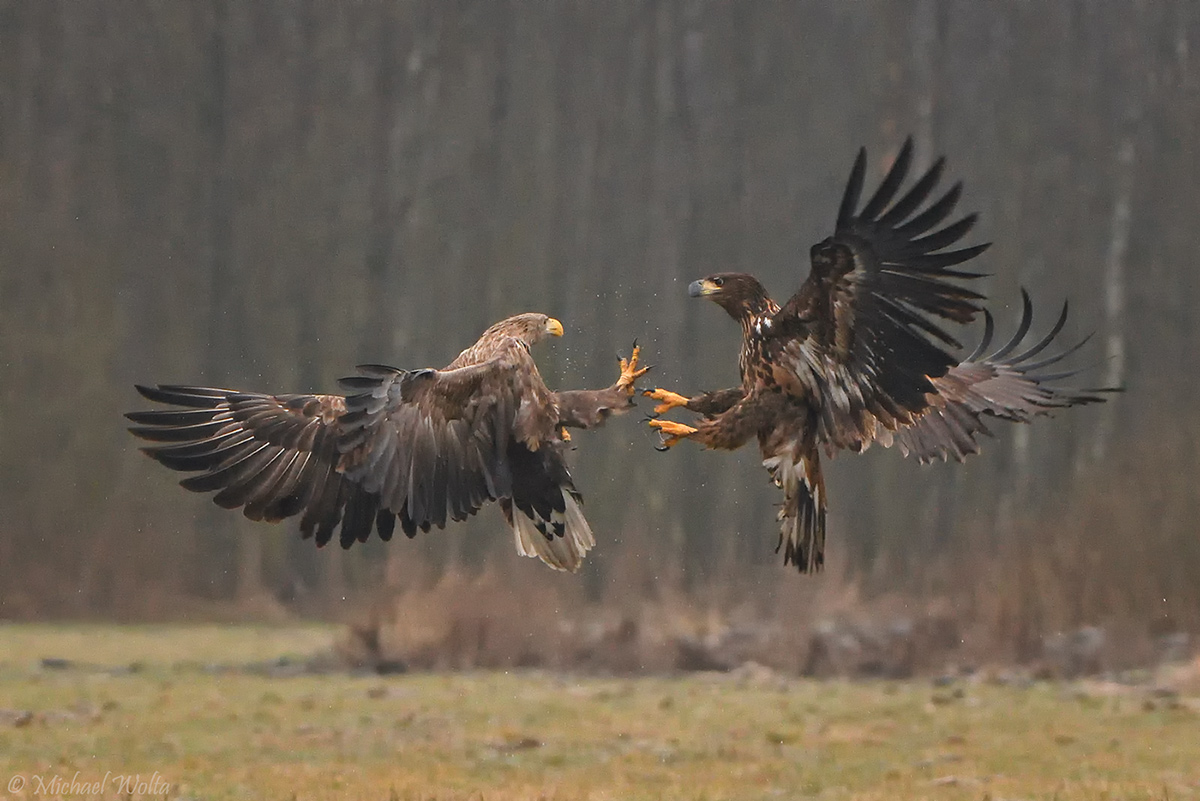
[712,277,725,287]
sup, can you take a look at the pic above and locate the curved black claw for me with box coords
[617,339,640,363]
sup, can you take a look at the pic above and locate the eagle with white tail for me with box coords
[128,313,649,572]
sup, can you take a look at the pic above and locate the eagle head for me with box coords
[688,273,773,322]
[487,313,564,345]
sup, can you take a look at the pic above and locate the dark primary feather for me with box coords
[667,139,997,573]
[129,363,525,547]
[129,385,355,539]
[670,140,1111,576]
[774,136,991,452]
[888,291,1116,463]
[128,313,622,571]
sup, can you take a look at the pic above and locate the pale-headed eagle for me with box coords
[128,313,649,572]
[645,139,1113,573]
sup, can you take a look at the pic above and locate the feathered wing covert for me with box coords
[645,138,1114,573]
[128,314,649,573]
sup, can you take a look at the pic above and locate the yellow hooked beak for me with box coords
[545,317,564,337]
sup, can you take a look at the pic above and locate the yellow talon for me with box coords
[642,387,690,415]
[560,426,572,442]
[615,344,651,394]
[648,419,697,449]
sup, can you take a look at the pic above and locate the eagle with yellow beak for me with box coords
[128,313,649,572]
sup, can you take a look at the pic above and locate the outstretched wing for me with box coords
[338,348,593,570]
[128,348,543,548]
[887,291,1114,463]
[129,338,598,570]
[333,357,534,536]
[771,137,990,452]
[127,386,358,546]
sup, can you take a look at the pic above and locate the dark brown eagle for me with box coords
[645,138,1112,573]
[128,313,649,572]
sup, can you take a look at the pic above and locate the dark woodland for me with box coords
[1,2,1197,672]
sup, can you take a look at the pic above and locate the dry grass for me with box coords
[0,623,335,667]
[0,625,1197,800]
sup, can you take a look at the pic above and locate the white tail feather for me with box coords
[511,490,595,572]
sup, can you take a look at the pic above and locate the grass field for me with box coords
[0,625,1196,800]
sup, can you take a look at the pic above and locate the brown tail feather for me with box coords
[764,445,826,573]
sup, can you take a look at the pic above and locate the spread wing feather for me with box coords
[773,137,991,451]
[131,342,530,526]
[128,357,532,546]
[889,291,1116,463]
[333,358,534,536]
[129,324,615,571]
[128,387,355,541]
[670,141,1112,575]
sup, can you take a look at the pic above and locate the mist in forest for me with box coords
[1,3,1196,669]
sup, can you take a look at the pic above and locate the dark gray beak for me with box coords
[688,280,706,298]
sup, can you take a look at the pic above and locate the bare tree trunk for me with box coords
[1092,138,1133,461]
[198,0,260,602]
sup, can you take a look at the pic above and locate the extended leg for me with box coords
[643,388,691,415]
[647,393,776,452]
[615,344,650,394]
[552,343,651,430]
[647,419,698,450]
[644,386,745,417]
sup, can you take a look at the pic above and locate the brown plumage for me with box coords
[128,313,649,572]
[646,139,1114,573]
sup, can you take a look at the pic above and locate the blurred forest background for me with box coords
[1,2,1197,672]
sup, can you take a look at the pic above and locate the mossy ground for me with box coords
[0,624,1195,800]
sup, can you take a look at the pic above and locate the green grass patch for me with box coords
[0,625,1195,799]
